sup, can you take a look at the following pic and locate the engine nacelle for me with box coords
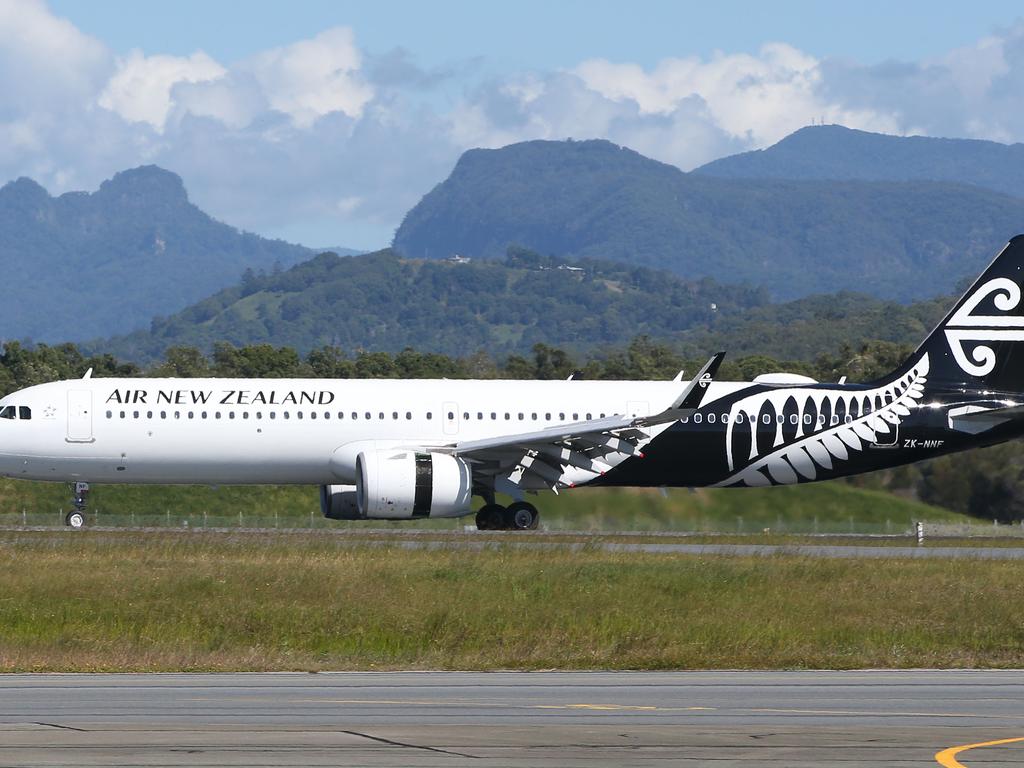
[356,450,472,519]
[320,484,361,520]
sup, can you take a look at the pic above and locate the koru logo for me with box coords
[698,373,713,388]
[944,277,1024,376]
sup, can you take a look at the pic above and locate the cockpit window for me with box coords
[18,406,30,420]
[0,406,14,420]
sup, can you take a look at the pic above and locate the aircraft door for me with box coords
[442,402,460,436]
[67,390,94,442]
[627,401,650,418]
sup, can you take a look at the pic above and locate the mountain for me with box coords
[96,243,959,366]
[695,125,1024,198]
[96,247,770,363]
[392,138,1024,302]
[0,167,311,341]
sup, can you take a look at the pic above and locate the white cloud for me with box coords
[5,1,1024,250]
[246,27,374,127]
[99,50,226,130]
[574,43,901,148]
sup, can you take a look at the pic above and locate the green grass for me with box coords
[0,530,1022,672]
[0,477,968,534]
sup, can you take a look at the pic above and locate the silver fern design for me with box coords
[715,355,930,487]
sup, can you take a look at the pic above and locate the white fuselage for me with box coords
[0,377,740,485]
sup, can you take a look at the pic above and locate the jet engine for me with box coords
[320,450,473,520]
[319,484,360,520]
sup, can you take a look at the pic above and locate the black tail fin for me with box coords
[912,235,1024,392]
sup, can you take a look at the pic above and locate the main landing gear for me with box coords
[65,482,89,529]
[475,501,540,531]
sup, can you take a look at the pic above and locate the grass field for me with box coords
[1,530,1021,672]
[0,477,968,534]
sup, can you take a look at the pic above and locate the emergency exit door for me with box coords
[67,390,93,442]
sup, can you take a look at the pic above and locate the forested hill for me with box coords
[0,166,311,342]
[97,247,770,363]
[695,125,1024,198]
[95,244,957,366]
[392,138,1024,302]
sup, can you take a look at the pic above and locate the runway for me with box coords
[1,671,1023,766]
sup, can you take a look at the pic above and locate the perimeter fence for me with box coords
[2,508,1023,537]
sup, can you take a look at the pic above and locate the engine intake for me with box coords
[320,484,360,520]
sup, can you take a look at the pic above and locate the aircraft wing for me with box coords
[435,353,724,491]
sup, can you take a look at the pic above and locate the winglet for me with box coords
[671,352,725,410]
[638,352,725,427]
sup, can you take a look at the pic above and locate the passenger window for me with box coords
[477,412,483,420]
[160,411,167,419]
[0,406,14,420]
[762,414,770,425]
[106,410,112,419]
[789,414,797,425]
[803,414,812,425]
[427,412,433,420]
[559,412,565,420]
[18,406,30,420]
[215,412,221,419]
[297,412,303,419]
[394,412,400,420]
[586,413,592,420]
[504,413,510,420]
[518,413,524,420]
[201,411,207,419]
[378,412,384,420]
[406,412,412,420]
[352,412,357,420]
[146,411,152,419]
[133,411,139,419]
[243,412,250,420]
[324,412,329,419]
[120,411,126,419]
[310,412,316,420]
[721,413,729,424]
[284,412,290,419]
[188,411,194,419]
[175,411,181,419]
[531,413,537,420]
[256,412,263,419]
[364,412,371,420]
[545,413,551,421]
[269,412,276,420]
[708,413,716,424]
[463,412,469,420]
[228,412,235,419]
[694,413,702,424]
[573,413,579,420]
[448,411,455,420]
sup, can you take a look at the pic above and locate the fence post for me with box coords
[204,511,208,529]
[916,521,925,545]
[166,509,170,527]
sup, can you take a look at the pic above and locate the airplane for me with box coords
[2,236,1024,531]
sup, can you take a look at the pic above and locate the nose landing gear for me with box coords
[66,482,89,529]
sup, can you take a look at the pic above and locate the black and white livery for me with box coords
[3,237,1024,530]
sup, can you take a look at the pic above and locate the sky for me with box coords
[6,0,1024,249]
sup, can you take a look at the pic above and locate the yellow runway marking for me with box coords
[935,736,1024,767]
